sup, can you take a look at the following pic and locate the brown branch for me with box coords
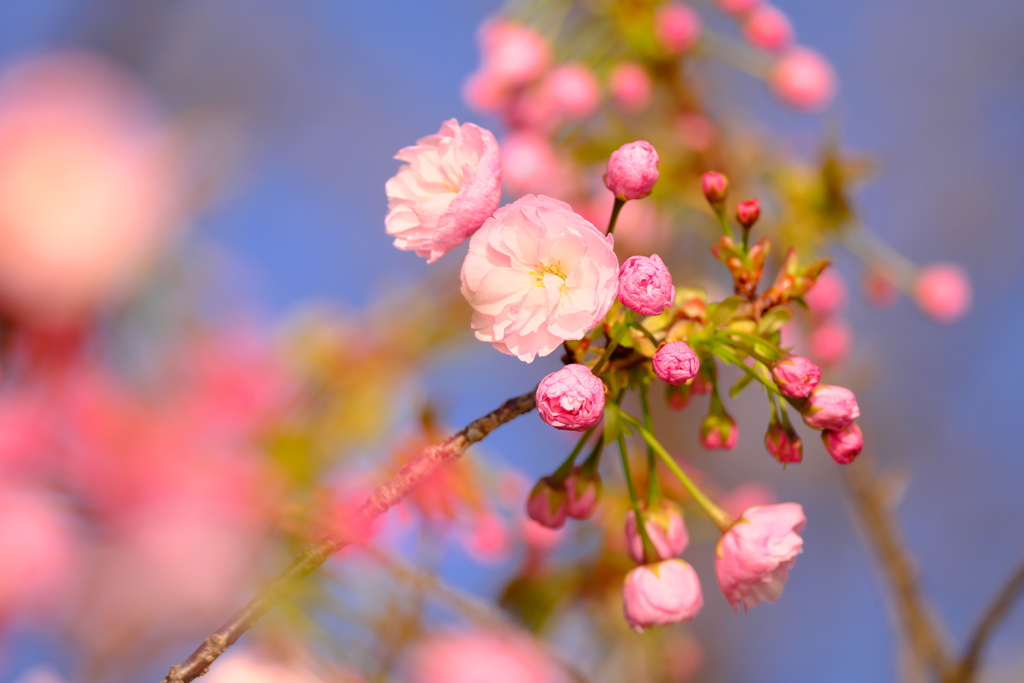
[951,559,1024,682]
[160,388,538,683]
[843,457,955,682]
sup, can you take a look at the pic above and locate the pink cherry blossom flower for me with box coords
[477,19,552,88]
[770,355,821,398]
[655,3,702,54]
[499,132,571,197]
[618,253,675,316]
[202,652,329,683]
[625,502,689,563]
[764,421,803,463]
[715,503,806,611]
[604,141,660,201]
[408,629,570,683]
[801,384,860,430]
[526,477,568,529]
[653,341,700,385]
[804,269,847,317]
[742,6,794,52]
[771,48,836,111]
[565,466,601,519]
[914,262,971,323]
[609,62,653,112]
[623,559,703,632]
[821,423,864,464]
[385,119,502,263]
[717,0,762,15]
[0,52,181,323]
[542,63,601,120]
[700,412,738,450]
[461,195,619,362]
[535,364,606,431]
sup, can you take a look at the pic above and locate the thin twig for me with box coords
[952,559,1024,682]
[160,388,538,683]
[843,458,954,682]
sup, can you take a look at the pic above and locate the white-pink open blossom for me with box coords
[461,195,619,362]
[715,503,806,611]
[385,119,502,264]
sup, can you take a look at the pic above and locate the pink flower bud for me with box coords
[717,0,762,15]
[623,559,703,632]
[604,141,660,201]
[801,384,860,431]
[542,63,601,120]
[770,355,821,398]
[609,62,653,112]
[666,383,691,410]
[655,3,702,54]
[809,319,851,366]
[526,477,568,529]
[618,254,676,316]
[764,420,803,464]
[478,19,551,87]
[700,412,738,450]
[742,6,794,52]
[715,503,805,611]
[536,364,607,431]
[736,199,761,228]
[804,269,847,318]
[653,341,700,386]
[821,423,863,464]
[565,466,602,520]
[771,48,836,111]
[625,502,689,563]
[700,171,728,205]
[914,263,971,323]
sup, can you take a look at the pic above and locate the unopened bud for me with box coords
[736,199,761,228]
[526,477,568,529]
[701,171,728,205]
[565,467,602,520]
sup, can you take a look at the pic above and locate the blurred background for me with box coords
[0,1,1022,682]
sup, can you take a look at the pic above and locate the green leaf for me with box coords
[729,372,755,398]
[705,295,744,329]
[758,305,792,335]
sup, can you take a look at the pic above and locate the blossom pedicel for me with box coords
[623,559,703,632]
[604,141,660,201]
[618,254,675,316]
[460,195,618,362]
[385,119,502,263]
[715,503,806,611]
[535,364,606,431]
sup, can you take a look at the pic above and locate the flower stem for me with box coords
[629,320,660,347]
[622,415,734,532]
[713,333,778,366]
[592,326,626,375]
[716,328,786,356]
[639,384,661,505]
[707,342,782,395]
[617,435,659,561]
[607,197,626,235]
[551,426,597,482]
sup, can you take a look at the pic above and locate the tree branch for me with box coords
[160,388,538,683]
[843,457,954,682]
[952,559,1024,682]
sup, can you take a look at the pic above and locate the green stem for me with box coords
[742,225,751,251]
[716,329,786,356]
[592,326,626,375]
[639,384,661,505]
[622,416,734,532]
[714,205,734,239]
[714,333,778,366]
[629,321,660,347]
[607,197,626,235]
[580,431,605,474]
[707,342,782,395]
[617,435,659,561]
[551,426,596,483]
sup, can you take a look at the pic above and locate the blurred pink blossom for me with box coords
[542,63,600,120]
[743,6,794,52]
[914,262,971,323]
[609,62,653,112]
[407,629,569,683]
[655,3,702,54]
[771,48,836,111]
[803,269,847,318]
[808,319,852,366]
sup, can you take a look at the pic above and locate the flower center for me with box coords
[530,262,568,290]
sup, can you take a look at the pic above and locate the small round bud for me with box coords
[618,254,675,316]
[625,502,689,563]
[654,3,702,54]
[652,342,700,386]
[604,141,660,201]
[609,62,653,112]
[804,269,847,318]
[565,467,602,520]
[770,356,821,398]
[809,320,852,366]
[526,477,568,529]
[736,199,761,228]
[914,263,971,323]
[765,421,803,463]
[743,6,794,52]
[700,412,738,450]
[542,63,601,120]
[821,423,863,464]
[623,560,703,632]
[536,364,606,431]
[700,171,729,205]
[771,48,836,111]
[801,384,860,431]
